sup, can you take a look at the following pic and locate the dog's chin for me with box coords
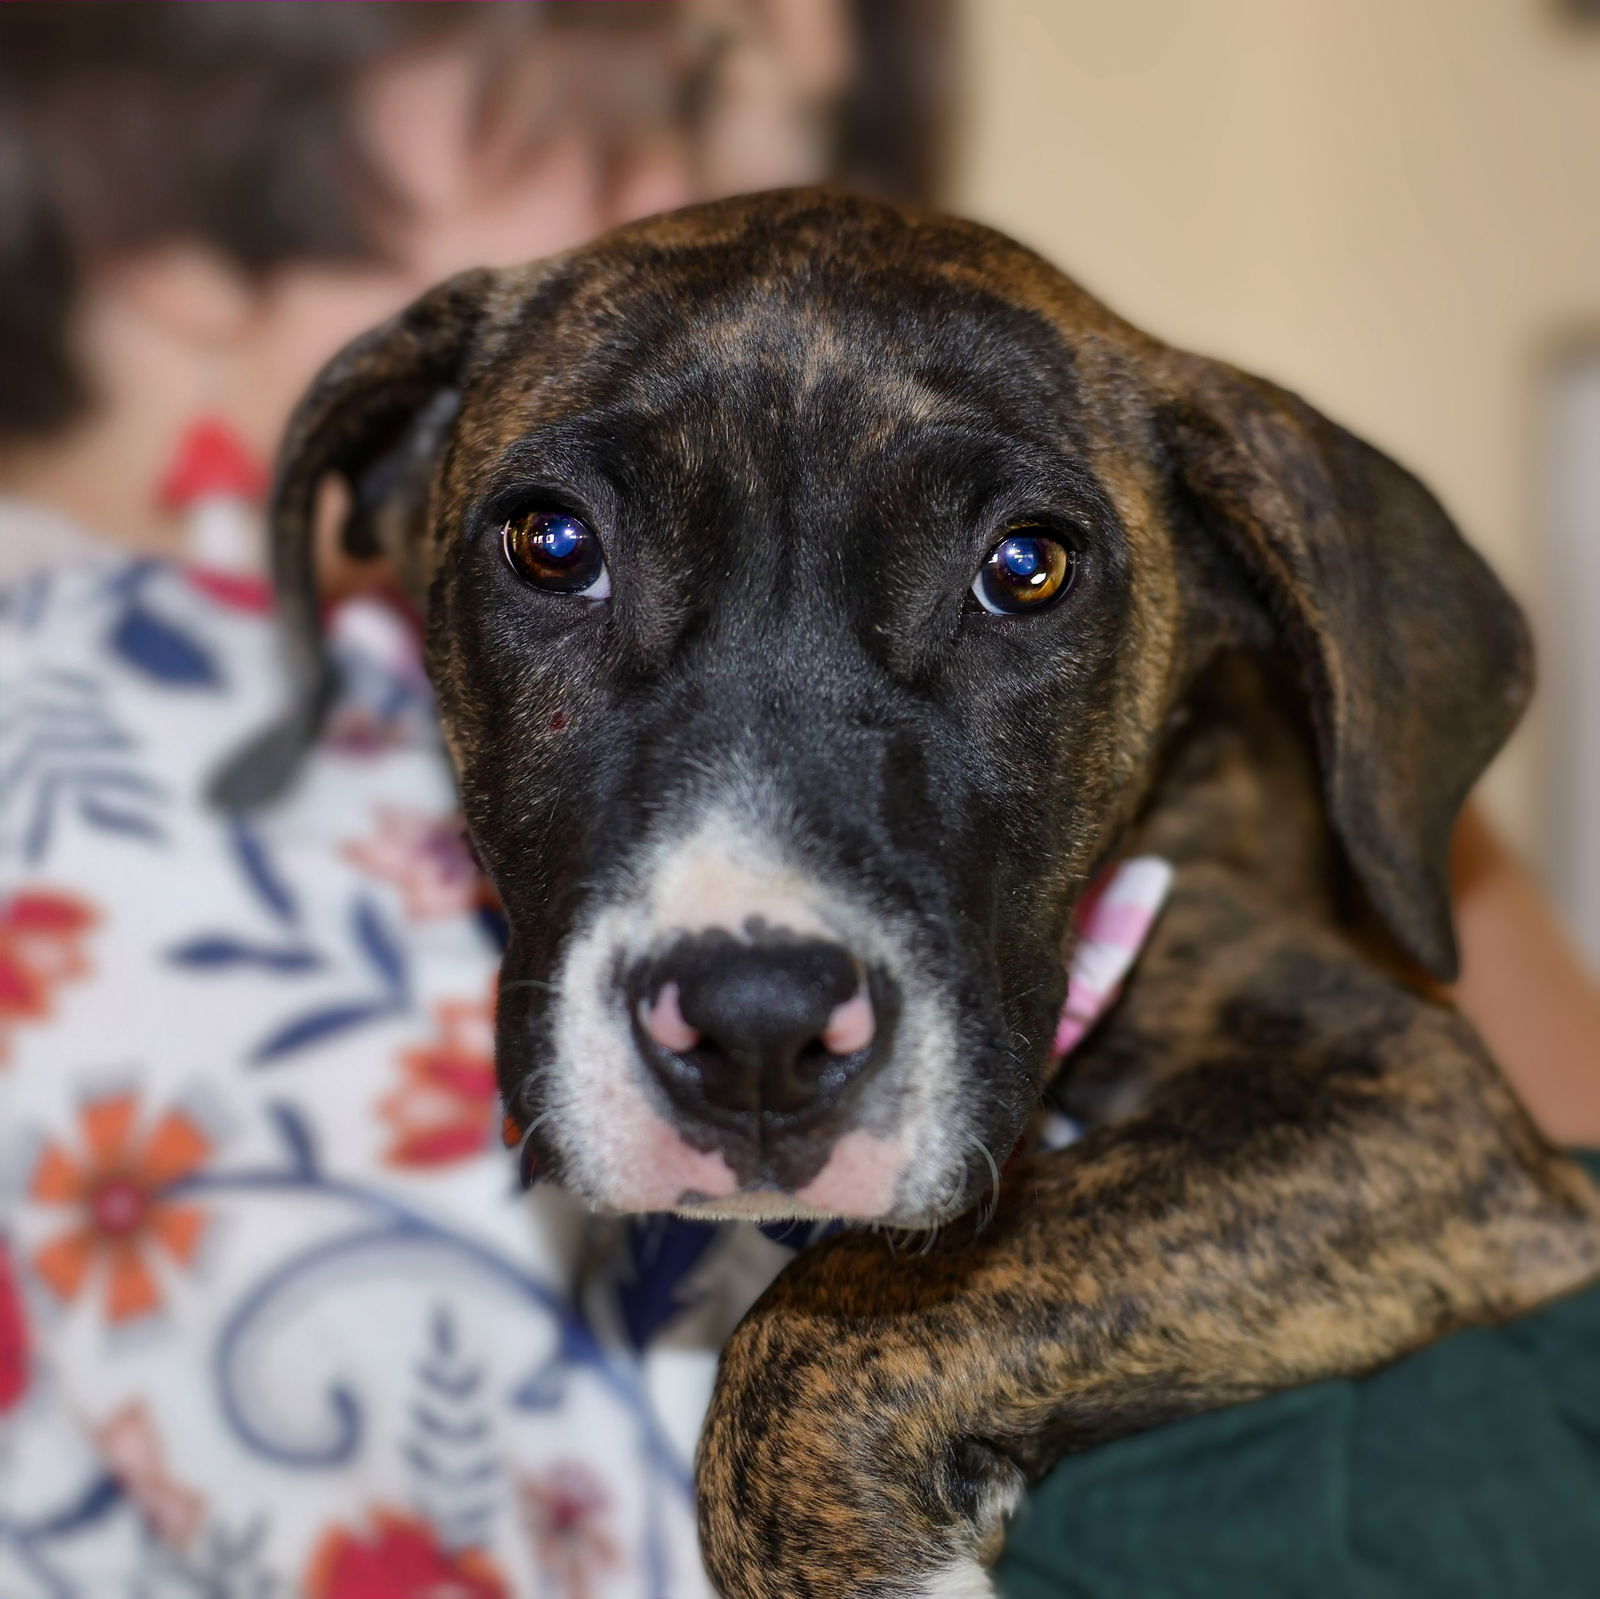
[571,1146,991,1231]
[527,1079,1013,1228]
[666,1190,853,1225]
[663,1188,979,1230]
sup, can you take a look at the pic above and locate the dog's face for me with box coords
[227,192,1529,1226]
[432,223,1169,1225]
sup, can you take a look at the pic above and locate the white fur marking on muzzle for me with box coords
[542,803,969,1221]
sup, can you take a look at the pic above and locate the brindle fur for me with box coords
[216,190,1600,1597]
[698,660,1600,1594]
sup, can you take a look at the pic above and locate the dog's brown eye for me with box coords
[501,510,610,598]
[972,528,1077,615]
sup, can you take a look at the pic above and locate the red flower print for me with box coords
[379,991,499,1168]
[344,807,494,921]
[520,1463,620,1599]
[0,888,97,1066]
[96,1401,206,1550]
[183,566,272,614]
[28,1093,211,1323]
[0,1239,28,1413]
[306,1508,507,1599]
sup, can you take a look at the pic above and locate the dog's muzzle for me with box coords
[525,844,1173,1224]
[528,814,938,1221]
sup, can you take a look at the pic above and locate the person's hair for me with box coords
[0,0,956,442]
[835,0,957,211]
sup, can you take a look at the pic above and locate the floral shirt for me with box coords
[0,545,801,1599]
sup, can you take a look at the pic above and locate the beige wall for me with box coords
[954,0,1600,858]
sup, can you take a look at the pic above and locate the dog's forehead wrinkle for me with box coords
[471,222,1112,455]
[440,258,1133,629]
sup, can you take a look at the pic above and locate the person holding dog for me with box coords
[0,6,941,1595]
[0,5,1595,1599]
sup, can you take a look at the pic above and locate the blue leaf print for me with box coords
[22,771,62,863]
[77,794,166,844]
[408,1308,497,1551]
[24,1471,124,1538]
[510,1356,567,1411]
[411,1408,489,1445]
[111,603,220,687]
[353,896,408,999]
[230,819,299,926]
[267,1100,319,1176]
[251,1001,394,1065]
[169,936,321,972]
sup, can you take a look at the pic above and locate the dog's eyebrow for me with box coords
[461,412,639,515]
[455,406,1126,575]
[877,427,1123,533]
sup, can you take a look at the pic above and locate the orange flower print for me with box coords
[306,1508,507,1599]
[29,1093,210,1323]
[0,888,97,1065]
[379,991,499,1169]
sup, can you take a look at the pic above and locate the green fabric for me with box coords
[997,1152,1600,1599]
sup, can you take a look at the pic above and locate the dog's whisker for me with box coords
[973,1139,1003,1235]
[1006,979,1053,1007]
[514,1109,557,1159]
[510,1107,561,1191]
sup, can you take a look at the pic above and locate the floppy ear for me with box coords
[208,268,497,811]
[1161,359,1533,981]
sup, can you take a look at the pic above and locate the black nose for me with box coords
[629,931,883,1125]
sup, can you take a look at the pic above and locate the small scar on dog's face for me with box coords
[411,198,1184,1228]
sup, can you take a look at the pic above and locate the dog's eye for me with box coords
[501,510,610,598]
[971,528,1077,615]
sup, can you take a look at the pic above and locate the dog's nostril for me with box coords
[641,980,700,1054]
[630,932,881,1122]
[822,989,875,1056]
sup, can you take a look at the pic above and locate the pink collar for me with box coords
[1052,856,1174,1061]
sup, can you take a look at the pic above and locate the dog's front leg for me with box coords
[695,917,1600,1599]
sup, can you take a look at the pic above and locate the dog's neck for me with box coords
[1055,651,1417,1129]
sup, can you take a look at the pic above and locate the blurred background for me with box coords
[3,0,1597,952]
[953,0,1600,962]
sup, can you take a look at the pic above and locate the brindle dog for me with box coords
[217,190,1600,1598]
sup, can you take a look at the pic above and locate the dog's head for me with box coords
[218,191,1529,1226]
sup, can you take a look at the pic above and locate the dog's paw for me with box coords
[696,1227,1030,1599]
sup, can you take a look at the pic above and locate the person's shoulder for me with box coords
[2,552,259,666]
[0,496,110,588]
[0,546,135,667]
